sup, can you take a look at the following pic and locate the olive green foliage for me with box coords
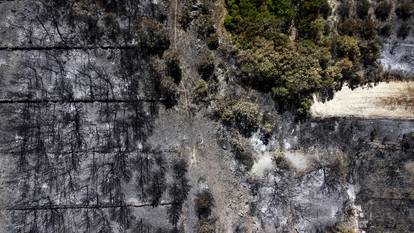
[194,79,209,101]
[224,0,294,45]
[198,219,215,233]
[396,2,413,20]
[224,0,383,116]
[335,36,361,62]
[325,224,355,233]
[231,139,254,169]
[338,18,377,40]
[359,39,382,66]
[217,100,260,134]
[225,0,330,43]
[215,98,276,136]
[240,40,343,115]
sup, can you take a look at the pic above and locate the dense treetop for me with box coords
[224,0,384,117]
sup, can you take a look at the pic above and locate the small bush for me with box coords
[359,39,382,66]
[222,0,386,117]
[163,49,182,84]
[337,19,359,36]
[396,3,413,20]
[338,1,351,18]
[338,19,377,39]
[375,1,392,21]
[159,76,179,108]
[194,190,214,218]
[197,54,215,80]
[139,19,170,56]
[325,223,355,233]
[298,17,327,39]
[198,219,215,233]
[207,33,219,50]
[234,147,254,169]
[196,16,216,38]
[329,156,348,184]
[180,8,192,30]
[379,24,392,37]
[274,153,291,170]
[359,19,377,40]
[397,22,411,39]
[194,79,208,101]
[335,36,361,62]
[218,101,260,136]
[357,0,370,19]
[402,132,414,151]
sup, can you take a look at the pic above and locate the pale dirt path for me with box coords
[311,81,414,119]
[173,0,178,48]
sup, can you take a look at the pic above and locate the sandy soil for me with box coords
[311,81,414,119]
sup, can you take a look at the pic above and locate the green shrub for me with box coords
[298,17,327,39]
[359,19,377,40]
[239,40,346,115]
[194,79,208,101]
[218,101,260,134]
[359,39,382,66]
[267,0,296,20]
[223,0,384,117]
[198,219,215,233]
[334,224,355,233]
[336,58,354,80]
[334,36,361,62]
[375,1,392,21]
[396,2,413,20]
[224,0,296,37]
[300,0,331,18]
[337,19,359,36]
[338,19,377,40]
[224,15,237,31]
